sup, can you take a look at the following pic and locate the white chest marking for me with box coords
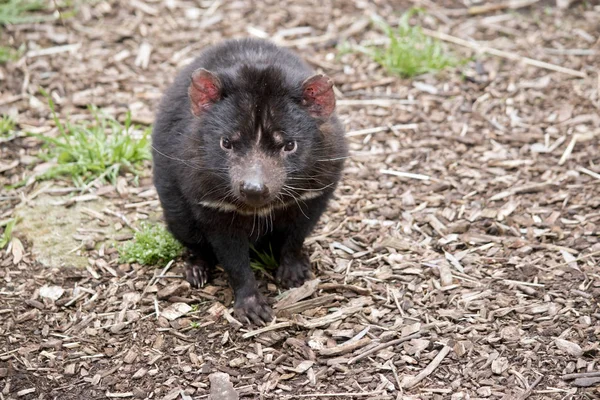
[198,190,324,216]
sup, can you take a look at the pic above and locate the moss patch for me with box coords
[15,194,113,268]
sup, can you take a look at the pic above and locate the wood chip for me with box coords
[275,278,320,309]
[401,346,452,388]
[319,338,371,357]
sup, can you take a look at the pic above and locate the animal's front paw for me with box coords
[234,291,273,326]
[185,261,209,288]
[276,253,312,288]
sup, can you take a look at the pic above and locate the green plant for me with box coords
[355,9,462,78]
[190,321,200,329]
[0,46,18,63]
[33,94,151,186]
[118,223,183,267]
[0,0,51,25]
[0,115,15,136]
[249,244,278,273]
[0,218,16,249]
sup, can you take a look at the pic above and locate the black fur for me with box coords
[152,38,347,324]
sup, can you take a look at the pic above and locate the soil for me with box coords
[1,1,599,399]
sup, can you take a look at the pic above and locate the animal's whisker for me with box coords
[152,145,229,173]
[280,187,309,219]
[316,156,352,161]
[283,182,334,191]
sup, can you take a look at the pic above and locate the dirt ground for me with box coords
[1,1,600,399]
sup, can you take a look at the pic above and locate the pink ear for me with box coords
[301,74,336,118]
[188,68,221,116]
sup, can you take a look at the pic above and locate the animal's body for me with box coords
[152,38,347,324]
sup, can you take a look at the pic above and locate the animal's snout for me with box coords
[232,155,284,208]
[239,179,269,205]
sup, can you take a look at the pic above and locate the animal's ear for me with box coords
[188,68,222,116]
[301,74,336,119]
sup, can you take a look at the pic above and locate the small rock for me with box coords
[132,387,146,399]
[110,323,126,334]
[64,364,76,375]
[208,372,239,400]
[555,339,583,357]
[379,206,399,219]
[573,377,600,387]
[477,386,492,397]
[189,353,201,365]
[491,357,509,374]
[500,326,521,342]
[39,285,65,301]
[122,292,141,305]
[157,316,170,328]
[556,0,572,9]
[201,362,211,374]
[229,357,245,368]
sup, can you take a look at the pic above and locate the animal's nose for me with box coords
[240,181,269,202]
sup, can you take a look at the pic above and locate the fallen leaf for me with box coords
[162,302,192,321]
[11,237,24,264]
[555,338,583,357]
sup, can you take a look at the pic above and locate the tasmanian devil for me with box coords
[151,38,347,325]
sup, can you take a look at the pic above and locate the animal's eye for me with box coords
[221,137,232,150]
[283,140,296,152]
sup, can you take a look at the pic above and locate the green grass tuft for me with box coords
[0,0,51,25]
[0,45,20,63]
[249,244,279,273]
[0,115,15,136]
[0,218,16,249]
[33,93,151,187]
[354,9,462,78]
[118,223,183,267]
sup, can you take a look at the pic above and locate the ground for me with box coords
[1,1,599,399]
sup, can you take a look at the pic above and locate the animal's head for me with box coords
[186,65,342,212]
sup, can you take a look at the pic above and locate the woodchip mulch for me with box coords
[1,1,599,399]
